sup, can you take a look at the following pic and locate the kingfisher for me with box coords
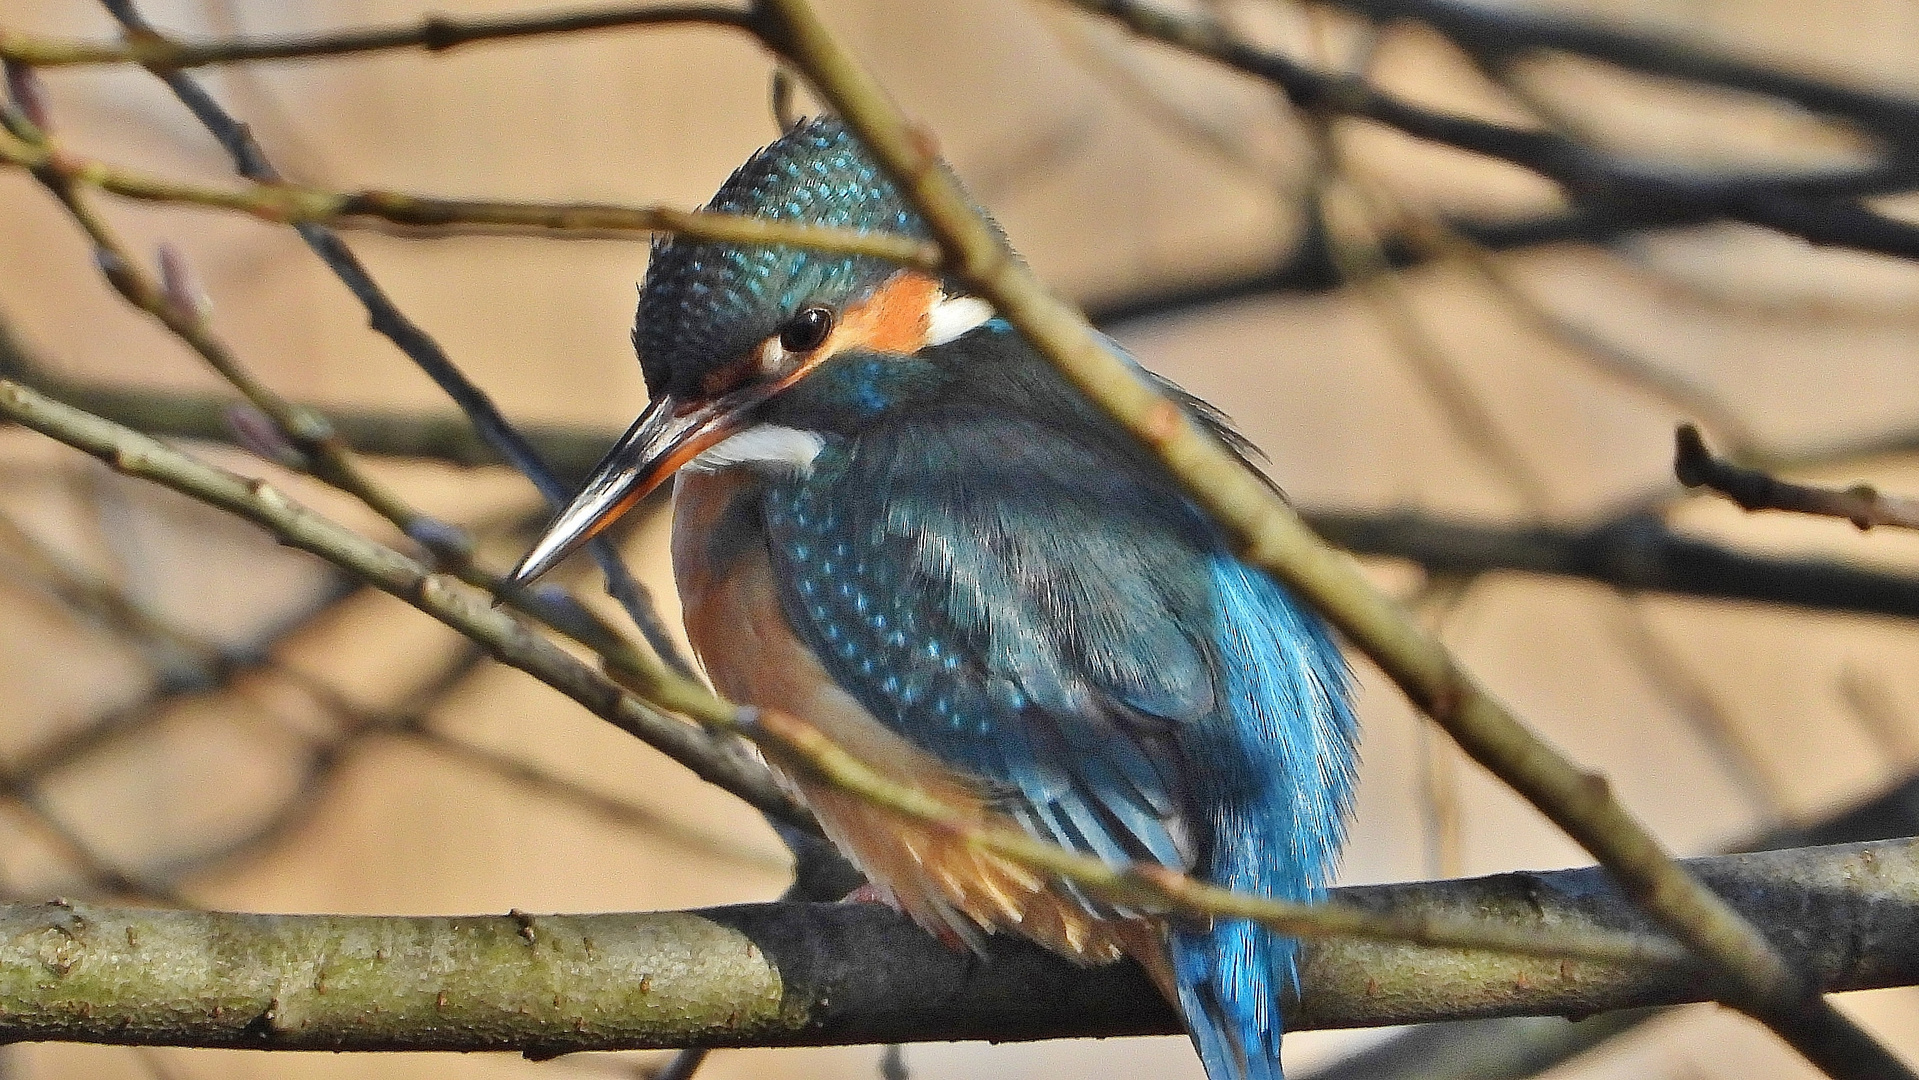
[509,117,1359,1080]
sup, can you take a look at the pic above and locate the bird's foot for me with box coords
[839,883,970,951]
[841,882,894,907]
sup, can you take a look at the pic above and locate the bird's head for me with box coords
[509,116,996,586]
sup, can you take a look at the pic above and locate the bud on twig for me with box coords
[404,517,475,562]
[156,242,212,325]
[2,59,51,135]
[224,403,305,469]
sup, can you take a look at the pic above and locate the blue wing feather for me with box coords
[1171,558,1358,1080]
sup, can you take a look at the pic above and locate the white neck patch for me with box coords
[926,294,996,346]
[687,424,825,476]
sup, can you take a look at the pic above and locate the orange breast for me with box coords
[669,469,1162,970]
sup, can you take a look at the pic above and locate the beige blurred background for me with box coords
[4,0,1919,1077]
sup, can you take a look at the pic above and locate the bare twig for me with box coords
[97,0,691,673]
[1302,769,1919,1080]
[1063,1,1919,263]
[1318,0,1919,149]
[0,785,187,907]
[0,5,755,67]
[0,155,696,747]
[1386,206,1768,463]
[646,1048,712,1080]
[0,126,937,266]
[18,346,1919,624]
[1310,507,1919,620]
[1676,424,1919,531]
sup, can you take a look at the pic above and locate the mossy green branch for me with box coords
[0,840,1911,1052]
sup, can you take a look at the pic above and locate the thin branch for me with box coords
[1385,204,1768,463]
[1310,507,1919,621]
[0,785,187,907]
[1084,203,1714,327]
[96,0,691,675]
[1320,0,1919,149]
[1607,241,1919,330]
[0,505,760,886]
[0,840,1909,1051]
[1312,154,1554,513]
[1676,424,1919,531]
[400,726,789,873]
[757,2,1906,1073]
[0,126,938,266]
[0,320,617,480]
[0,5,755,67]
[0,245,691,783]
[1063,1,1919,263]
[0,392,809,833]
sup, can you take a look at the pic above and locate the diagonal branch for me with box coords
[1303,771,1919,1080]
[97,0,690,673]
[752,0,1912,1074]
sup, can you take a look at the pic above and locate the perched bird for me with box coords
[509,117,1359,1080]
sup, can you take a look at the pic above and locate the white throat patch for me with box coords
[926,294,996,346]
[687,424,825,476]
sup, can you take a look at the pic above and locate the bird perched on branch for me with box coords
[509,116,1359,1080]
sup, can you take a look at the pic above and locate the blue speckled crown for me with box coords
[634,117,935,397]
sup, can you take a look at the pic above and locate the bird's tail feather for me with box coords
[1168,922,1288,1080]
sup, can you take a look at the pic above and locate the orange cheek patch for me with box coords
[830,271,938,357]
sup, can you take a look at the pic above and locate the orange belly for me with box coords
[670,469,1167,972]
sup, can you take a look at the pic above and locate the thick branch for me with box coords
[0,840,1910,1052]
[1305,772,1919,1080]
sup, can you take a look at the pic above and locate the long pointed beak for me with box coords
[507,392,745,588]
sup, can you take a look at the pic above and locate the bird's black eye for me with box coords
[778,306,835,353]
